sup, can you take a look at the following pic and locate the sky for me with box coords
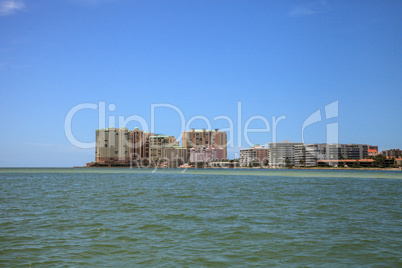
[0,0,401,167]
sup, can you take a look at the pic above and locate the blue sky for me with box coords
[0,0,401,167]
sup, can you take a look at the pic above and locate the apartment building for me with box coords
[295,144,328,167]
[95,127,152,164]
[95,127,131,164]
[182,129,227,159]
[382,149,402,158]
[149,135,178,162]
[269,141,303,167]
[129,127,152,159]
[189,147,225,163]
[163,146,188,167]
[328,144,368,160]
[295,143,369,167]
[240,145,269,166]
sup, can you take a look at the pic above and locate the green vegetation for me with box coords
[352,160,360,168]
[285,158,293,169]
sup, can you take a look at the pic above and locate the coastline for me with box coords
[76,166,402,171]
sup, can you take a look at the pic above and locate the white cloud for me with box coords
[0,0,25,16]
[288,1,330,17]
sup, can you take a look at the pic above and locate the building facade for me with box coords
[182,129,227,159]
[367,145,380,157]
[129,127,152,159]
[95,127,152,165]
[189,147,224,163]
[95,127,131,164]
[328,144,368,160]
[295,143,369,167]
[163,146,188,167]
[149,135,178,162]
[382,149,402,158]
[240,146,269,166]
[269,141,303,167]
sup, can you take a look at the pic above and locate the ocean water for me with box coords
[0,168,401,267]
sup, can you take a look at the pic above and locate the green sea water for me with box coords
[0,168,401,267]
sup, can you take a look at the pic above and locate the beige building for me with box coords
[95,127,130,163]
[240,145,269,166]
[163,146,188,167]
[182,129,227,159]
[382,149,402,158]
[149,135,178,162]
[129,127,152,160]
[95,127,152,164]
[189,146,225,163]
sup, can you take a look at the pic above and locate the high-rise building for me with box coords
[269,141,303,167]
[240,145,269,166]
[95,127,152,164]
[95,127,130,164]
[149,135,178,162]
[182,129,227,159]
[129,127,152,159]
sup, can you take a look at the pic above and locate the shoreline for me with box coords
[75,166,402,171]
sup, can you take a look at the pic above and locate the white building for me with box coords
[269,141,303,167]
[295,143,369,166]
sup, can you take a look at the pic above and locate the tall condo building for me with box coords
[129,127,152,159]
[149,135,178,162]
[269,141,303,167]
[182,129,227,159]
[95,127,152,164]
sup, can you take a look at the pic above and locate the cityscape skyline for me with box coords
[90,126,400,169]
[1,1,401,167]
